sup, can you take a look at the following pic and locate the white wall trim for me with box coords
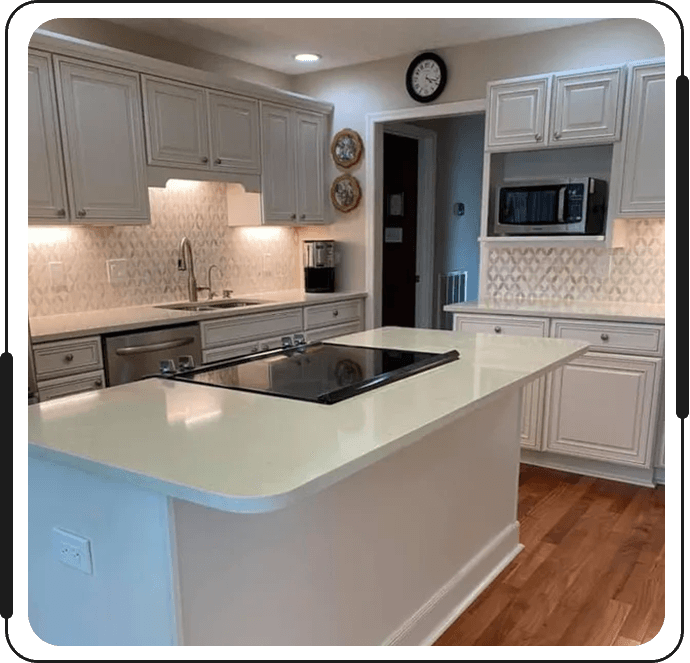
[365,99,486,328]
[383,123,437,328]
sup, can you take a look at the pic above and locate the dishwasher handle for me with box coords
[114,336,196,356]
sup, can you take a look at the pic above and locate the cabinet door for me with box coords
[56,58,149,222]
[545,352,661,467]
[619,62,665,215]
[261,103,297,223]
[550,68,624,144]
[208,91,260,173]
[28,51,69,222]
[295,111,325,223]
[487,78,549,148]
[143,76,210,168]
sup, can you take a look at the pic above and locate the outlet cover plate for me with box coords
[107,259,128,285]
[52,527,93,574]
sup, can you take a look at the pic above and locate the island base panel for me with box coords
[173,389,523,645]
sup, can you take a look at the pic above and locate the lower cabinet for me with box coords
[38,370,106,401]
[544,352,662,466]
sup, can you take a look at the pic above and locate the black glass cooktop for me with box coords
[168,342,459,404]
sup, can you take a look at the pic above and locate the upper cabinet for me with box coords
[28,51,150,225]
[617,60,665,216]
[486,77,549,149]
[486,66,625,151]
[142,76,261,175]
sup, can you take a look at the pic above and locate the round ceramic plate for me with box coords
[331,129,363,168]
[330,174,361,213]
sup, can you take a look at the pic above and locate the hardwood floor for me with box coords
[434,464,665,646]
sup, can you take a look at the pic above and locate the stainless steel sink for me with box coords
[155,299,266,312]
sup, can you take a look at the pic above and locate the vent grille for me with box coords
[437,271,467,329]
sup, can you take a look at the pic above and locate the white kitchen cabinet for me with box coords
[38,369,105,401]
[618,61,665,216]
[486,77,549,149]
[208,92,260,173]
[55,57,149,223]
[142,77,210,168]
[259,103,327,225]
[550,68,624,144]
[28,50,69,222]
[545,352,662,467]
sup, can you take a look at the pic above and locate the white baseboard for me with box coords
[384,521,522,646]
[521,449,656,487]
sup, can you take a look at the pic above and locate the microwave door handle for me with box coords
[557,186,566,222]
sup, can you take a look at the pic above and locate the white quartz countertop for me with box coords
[28,327,588,514]
[444,299,665,324]
[29,290,367,342]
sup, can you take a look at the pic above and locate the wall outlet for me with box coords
[49,262,64,289]
[262,253,271,276]
[107,259,128,285]
[52,527,93,574]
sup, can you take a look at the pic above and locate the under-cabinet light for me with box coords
[294,53,321,62]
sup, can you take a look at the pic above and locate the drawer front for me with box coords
[34,336,103,379]
[304,320,364,343]
[551,319,664,356]
[200,309,303,348]
[304,299,363,330]
[38,369,105,401]
[453,314,548,338]
[201,335,287,365]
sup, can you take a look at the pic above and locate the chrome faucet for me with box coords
[177,236,198,302]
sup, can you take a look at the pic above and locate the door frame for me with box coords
[365,99,486,328]
[382,122,436,328]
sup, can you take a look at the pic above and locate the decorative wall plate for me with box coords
[330,174,361,213]
[331,129,363,169]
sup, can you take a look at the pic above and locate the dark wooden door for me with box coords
[382,133,418,327]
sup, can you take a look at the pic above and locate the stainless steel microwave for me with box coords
[494,178,607,235]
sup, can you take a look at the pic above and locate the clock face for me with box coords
[406,52,447,103]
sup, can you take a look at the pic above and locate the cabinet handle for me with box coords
[600,333,609,341]
[494,326,501,333]
[94,378,103,387]
[214,158,222,165]
[77,209,86,217]
[535,133,542,141]
[201,156,209,163]
[333,309,339,317]
[56,208,66,217]
[64,353,74,362]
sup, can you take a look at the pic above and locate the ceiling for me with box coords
[102,18,608,75]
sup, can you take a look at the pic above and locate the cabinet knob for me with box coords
[494,326,501,333]
[600,333,609,341]
[94,378,103,387]
[535,133,542,141]
[290,213,297,220]
[64,353,74,362]
[554,131,561,139]
[214,158,222,165]
[300,214,306,220]
[333,309,339,317]
[77,209,86,217]
[201,156,209,163]
[261,343,269,351]
[252,345,259,353]
[56,208,66,217]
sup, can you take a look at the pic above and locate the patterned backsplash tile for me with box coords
[28,181,301,316]
[485,218,664,303]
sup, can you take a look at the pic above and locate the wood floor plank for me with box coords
[615,635,642,646]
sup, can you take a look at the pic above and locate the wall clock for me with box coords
[331,128,363,168]
[330,174,361,213]
[406,52,447,103]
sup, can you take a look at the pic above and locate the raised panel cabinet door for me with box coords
[550,68,624,144]
[55,58,149,222]
[28,51,69,222]
[261,103,297,223]
[142,76,210,168]
[545,352,662,467]
[487,78,549,148]
[208,91,260,173]
[619,62,665,215]
[295,111,325,223]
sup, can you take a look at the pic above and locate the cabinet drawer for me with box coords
[304,320,364,343]
[34,336,103,379]
[453,314,548,337]
[201,335,287,365]
[200,309,303,349]
[304,299,363,330]
[38,369,105,401]
[551,319,664,356]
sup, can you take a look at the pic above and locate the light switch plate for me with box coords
[52,527,93,574]
[107,259,128,285]
[49,262,64,289]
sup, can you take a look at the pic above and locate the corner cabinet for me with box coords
[260,103,326,225]
[29,52,150,225]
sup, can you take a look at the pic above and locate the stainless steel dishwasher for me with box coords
[104,324,202,386]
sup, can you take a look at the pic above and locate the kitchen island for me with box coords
[27,327,588,647]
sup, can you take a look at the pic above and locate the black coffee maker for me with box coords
[303,240,335,293]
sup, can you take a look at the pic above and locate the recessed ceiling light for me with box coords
[294,53,321,62]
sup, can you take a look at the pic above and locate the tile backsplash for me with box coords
[28,181,301,317]
[485,218,664,304]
